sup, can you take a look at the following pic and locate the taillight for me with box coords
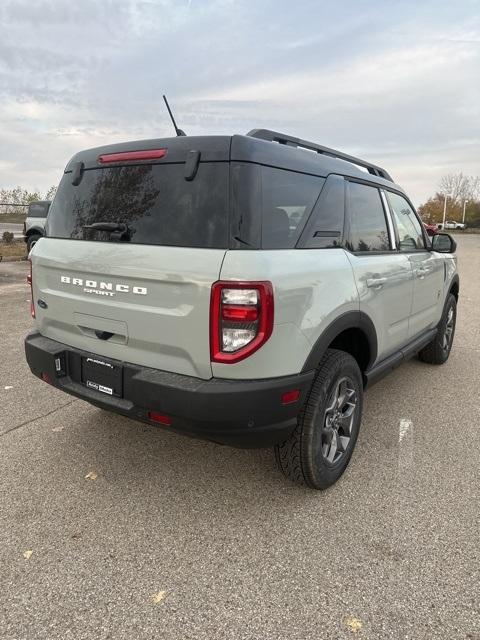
[210,281,274,363]
[27,259,35,318]
[98,149,167,164]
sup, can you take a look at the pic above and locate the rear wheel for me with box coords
[27,234,41,252]
[274,349,363,490]
[418,294,457,364]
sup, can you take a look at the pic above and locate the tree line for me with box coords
[418,173,480,227]
[0,186,57,213]
[1,173,479,227]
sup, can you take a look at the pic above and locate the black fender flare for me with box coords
[26,227,44,237]
[301,311,378,372]
[448,273,460,299]
[25,228,44,243]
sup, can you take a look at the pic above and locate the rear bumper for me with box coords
[25,331,314,448]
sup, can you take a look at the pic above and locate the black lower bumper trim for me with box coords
[25,332,315,448]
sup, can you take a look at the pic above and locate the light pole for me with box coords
[442,193,453,230]
[462,200,469,225]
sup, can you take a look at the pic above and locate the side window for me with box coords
[300,174,345,249]
[346,182,390,252]
[387,192,425,251]
[230,162,262,249]
[261,167,324,249]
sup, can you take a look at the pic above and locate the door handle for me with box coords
[366,277,387,289]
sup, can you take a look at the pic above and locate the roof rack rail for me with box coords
[246,129,393,182]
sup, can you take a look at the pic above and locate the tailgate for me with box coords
[31,239,225,379]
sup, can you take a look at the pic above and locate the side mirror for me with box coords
[431,233,456,254]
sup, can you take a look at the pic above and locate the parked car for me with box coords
[25,129,459,490]
[23,201,51,251]
[443,220,466,230]
[423,222,439,236]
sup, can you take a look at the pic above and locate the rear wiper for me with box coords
[83,222,134,241]
[234,235,252,247]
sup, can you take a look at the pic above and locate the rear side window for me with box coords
[346,182,390,252]
[47,163,229,248]
[299,174,345,248]
[261,167,324,249]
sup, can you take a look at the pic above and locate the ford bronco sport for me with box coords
[25,129,459,489]
[23,200,51,251]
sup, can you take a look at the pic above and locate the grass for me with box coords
[0,213,26,223]
[0,240,27,261]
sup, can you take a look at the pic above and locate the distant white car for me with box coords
[443,220,466,230]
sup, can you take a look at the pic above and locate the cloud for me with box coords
[0,0,479,204]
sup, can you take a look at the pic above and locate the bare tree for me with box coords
[45,185,57,200]
[438,173,478,202]
[469,176,480,200]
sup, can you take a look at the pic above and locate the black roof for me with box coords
[64,136,231,171]
[231,134,401,191]
[64,131,403,193]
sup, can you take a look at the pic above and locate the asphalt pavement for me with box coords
[0,238,479,640]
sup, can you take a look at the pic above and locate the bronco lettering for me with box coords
[60,275,147,295]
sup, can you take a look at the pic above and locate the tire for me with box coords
[27,234,41,252]
[418,294,457,365]
[274,349,363,490]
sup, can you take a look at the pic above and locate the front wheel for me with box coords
[27,234,41,252]
[418,294,457,364]
[274,349,363,490]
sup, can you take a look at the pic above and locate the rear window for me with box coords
[47,163,229,248]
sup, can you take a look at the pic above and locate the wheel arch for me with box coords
[25,227,44,238]
[449,274,459,301]
[301,311,378,375]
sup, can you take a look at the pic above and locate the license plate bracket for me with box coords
[81,356,123,397]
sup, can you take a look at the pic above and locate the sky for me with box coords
[0,0,479,206]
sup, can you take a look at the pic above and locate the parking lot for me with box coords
[0,236,479,640]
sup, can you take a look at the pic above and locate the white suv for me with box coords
[23,201,50,251]
[25,129,459,489]
[444,220,466,230]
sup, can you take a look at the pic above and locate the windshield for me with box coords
[28,202,50,218]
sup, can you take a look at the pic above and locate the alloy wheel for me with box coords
[321,376,357,464]
[443,306,455,351]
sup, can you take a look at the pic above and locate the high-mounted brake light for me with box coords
[27,259,35,318]
[210,281,274,364]
[97,149,168,164]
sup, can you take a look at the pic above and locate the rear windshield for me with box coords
[47,163,229,248]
